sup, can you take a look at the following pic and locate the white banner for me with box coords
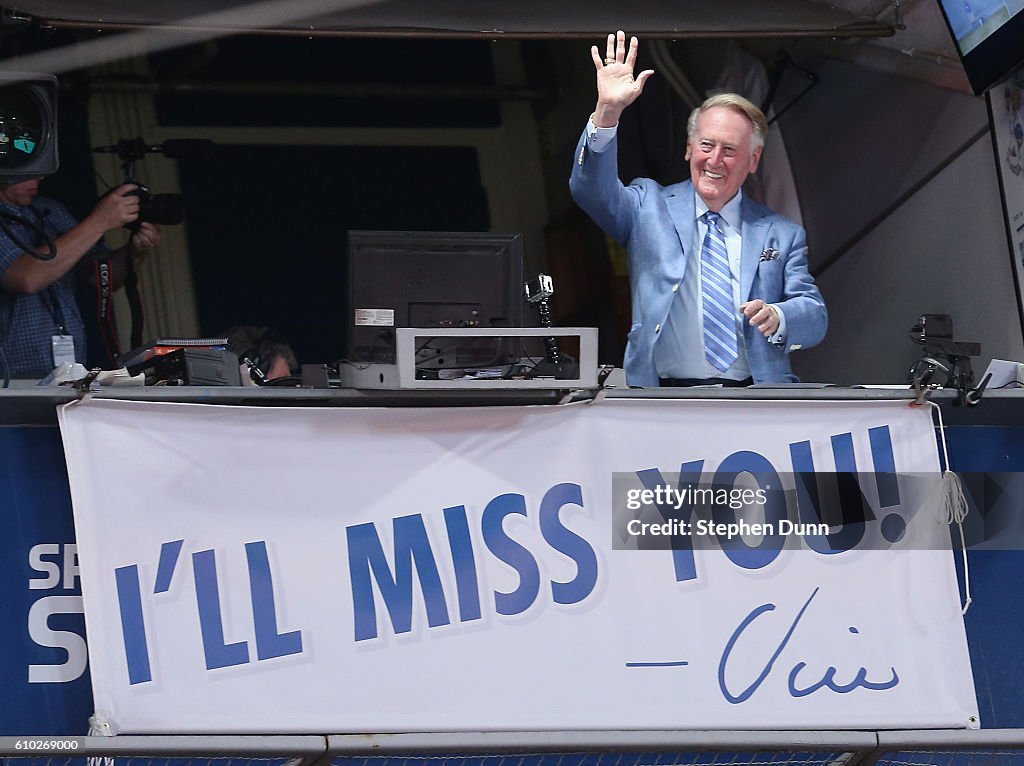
[990,69,1024,320]
[58,397,978,734]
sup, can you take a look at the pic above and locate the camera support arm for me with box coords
[908,313,986,407]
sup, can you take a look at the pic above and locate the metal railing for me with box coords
[4,730,1024,766]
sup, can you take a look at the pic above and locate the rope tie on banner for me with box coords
[87,709,118,766]
[928,401,972,615]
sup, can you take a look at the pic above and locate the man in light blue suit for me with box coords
[570,31,827,387]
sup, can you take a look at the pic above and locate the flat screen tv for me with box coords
[937,0,1024,94]
[343,230,524,368]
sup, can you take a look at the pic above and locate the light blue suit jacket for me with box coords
[569,129,827,386]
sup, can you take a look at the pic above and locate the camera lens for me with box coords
[0,85,45,169]
[140,193,185,225]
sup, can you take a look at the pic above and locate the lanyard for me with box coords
[40,286,67,335]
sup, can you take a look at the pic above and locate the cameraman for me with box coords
[0,176,160,378]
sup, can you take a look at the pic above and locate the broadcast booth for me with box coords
[2,2,1024,766]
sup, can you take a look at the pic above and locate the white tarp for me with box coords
[58,397,978,734]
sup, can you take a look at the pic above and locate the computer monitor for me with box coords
[343,230,524,368]
[937,0,1024,94]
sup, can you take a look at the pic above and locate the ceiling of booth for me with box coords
[0,0,972,92]
[0,0,895,36]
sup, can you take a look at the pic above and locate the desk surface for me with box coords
[1,383,1021,426]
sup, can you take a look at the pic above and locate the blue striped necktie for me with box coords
[699,211,738,372]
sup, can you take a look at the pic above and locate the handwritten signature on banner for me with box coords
[627,587,900,704]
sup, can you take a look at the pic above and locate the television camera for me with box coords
[0,73,59,260]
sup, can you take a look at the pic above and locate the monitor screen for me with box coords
[937,0,1024,94]
[343,230,524,368]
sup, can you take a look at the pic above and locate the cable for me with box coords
[264,375,301,386]
[414,336,507,371]
[336,359,371,370]
[0,208,55,260]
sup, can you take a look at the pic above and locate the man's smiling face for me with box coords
[686,105,762,212]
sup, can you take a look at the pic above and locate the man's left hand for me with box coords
[740,300,779,337]
[129,222,161,255]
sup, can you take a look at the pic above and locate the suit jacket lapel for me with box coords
[739,197,769,302]
[665,181,697,279]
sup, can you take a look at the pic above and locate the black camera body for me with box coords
[127,182,183,226]
[909,313,981,359]
[94,137,214,228]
